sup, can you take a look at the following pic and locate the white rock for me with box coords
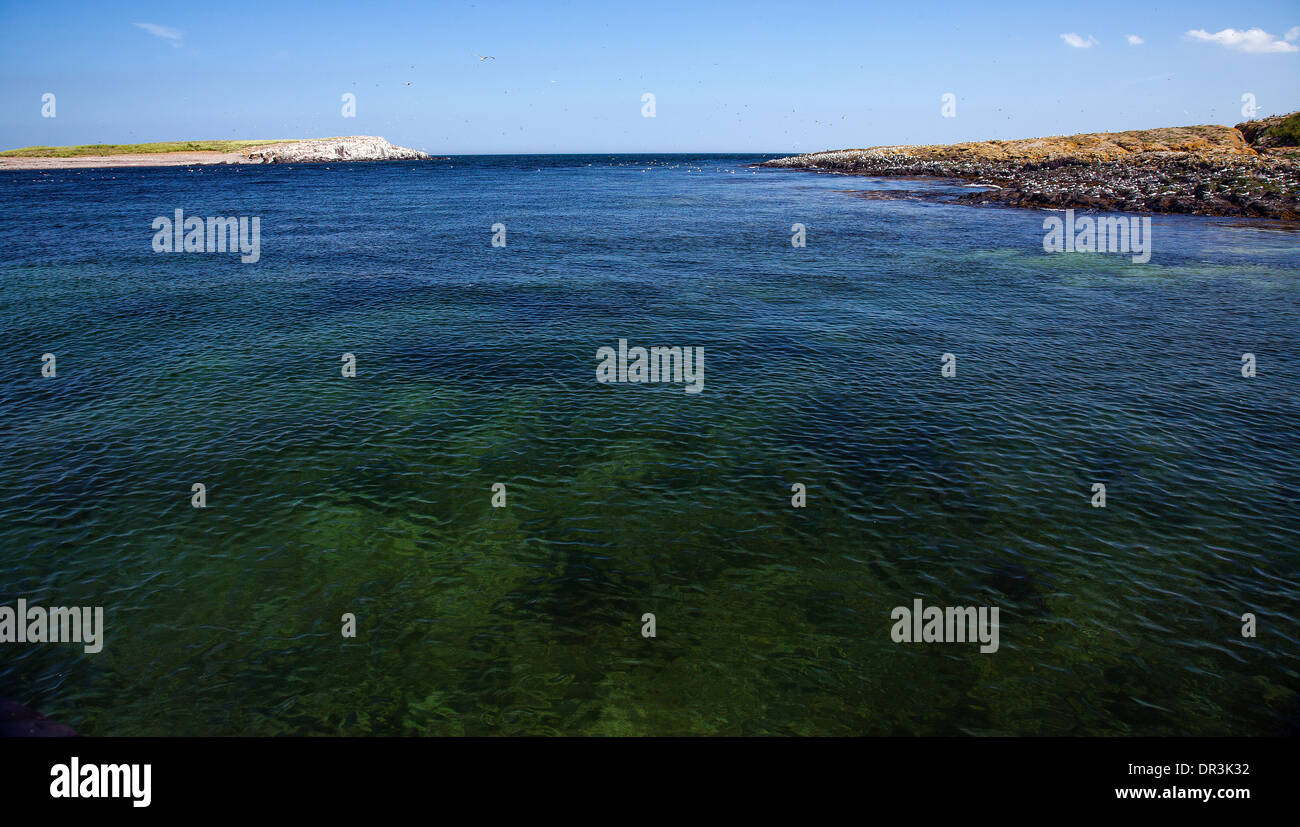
[242,136,432,164]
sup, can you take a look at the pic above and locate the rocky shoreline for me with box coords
[241,136,435,164]
[758,116,1300,220]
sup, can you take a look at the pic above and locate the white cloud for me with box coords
[134,23,183,47]
[1126,34,1144,46]
[1287,26,1300,41]
[1061,33,1099,48]
[1185,27,1298,53]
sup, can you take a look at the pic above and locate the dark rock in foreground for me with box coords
[0,699,78,737]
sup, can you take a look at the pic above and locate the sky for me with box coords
[1,0,1297,154]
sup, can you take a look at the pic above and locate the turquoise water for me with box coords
[1,155,1297,735]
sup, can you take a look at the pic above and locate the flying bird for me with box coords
[476,54,495,61]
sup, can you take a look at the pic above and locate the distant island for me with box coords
[760,112,1300,220]
[0,136,442,170]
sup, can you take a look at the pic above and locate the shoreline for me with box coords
[0,136,439,171]
[0,151,250,170]
[762,158,1300,220]
[758,117,1300,220]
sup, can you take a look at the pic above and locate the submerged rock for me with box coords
[0,699,78,737]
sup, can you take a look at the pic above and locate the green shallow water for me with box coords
[1,155,1298,734]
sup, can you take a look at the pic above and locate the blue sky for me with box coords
[1,0,1297,153]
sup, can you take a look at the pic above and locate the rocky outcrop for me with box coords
[1235,112,1300,160]
[762,125,1257,168]
[241,136,433,164]
[957,156,1299,219]
[758,118,1300,220]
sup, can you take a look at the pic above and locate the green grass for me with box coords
[0,139,294,158]
[1270,113,1300,147]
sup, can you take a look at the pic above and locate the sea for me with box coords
[1,154,1297,734]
